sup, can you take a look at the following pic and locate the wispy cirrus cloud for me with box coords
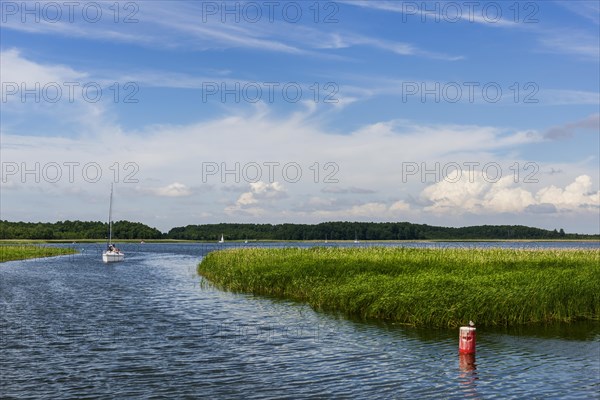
[556,0,600,25]
[0,1,307,54]
[342,0,524,28]
[1,1,463,60]
[538,90,600,106]
[536,29,600,60]
[285,27,464,60]
[343,0,599,60]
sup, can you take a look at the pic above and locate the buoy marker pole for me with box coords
[459,324,476,354]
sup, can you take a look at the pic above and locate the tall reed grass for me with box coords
[198,247,600,327]
[0,244,76,263]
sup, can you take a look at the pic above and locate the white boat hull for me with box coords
[102,251,124,263]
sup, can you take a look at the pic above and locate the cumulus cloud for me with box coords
[536,175,600,210]
[422,172,599,214]
[225,181,287,214]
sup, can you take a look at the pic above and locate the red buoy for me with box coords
[459,325,476,354]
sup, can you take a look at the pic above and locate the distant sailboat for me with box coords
[325,234,328,243]
[218,234,225,243]
[354,231,359,243]
[102,184,124,263]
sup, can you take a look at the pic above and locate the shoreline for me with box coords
[1,238,599,244]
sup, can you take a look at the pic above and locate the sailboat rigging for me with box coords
[102,184,124,263]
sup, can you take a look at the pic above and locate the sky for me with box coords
[0,0,599,234]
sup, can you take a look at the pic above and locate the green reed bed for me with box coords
[198,247,600,327]
[0,244,76,263]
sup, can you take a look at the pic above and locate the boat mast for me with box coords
[107,184,114,246]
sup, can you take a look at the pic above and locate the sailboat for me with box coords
[102,184,124,263]
[354,231,359,244]
[218,234,225,243]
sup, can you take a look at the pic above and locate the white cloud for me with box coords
[390,200,411,212]
[0,49,116,135]
[422,172,599,214]
[150,182,192,197]
[0,48,87,85]
[1,2,464,60]
[348,202,389,216]
[1,49,598,232]
[3,101,595,226]
[299,199,411,220]
[536,175,600,210]
[307,196,335,207]
[225,181,288,214]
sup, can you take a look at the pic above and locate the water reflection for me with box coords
[458,354,478,398]
[459,353,477,372]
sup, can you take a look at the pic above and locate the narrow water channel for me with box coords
[1,243,598,398]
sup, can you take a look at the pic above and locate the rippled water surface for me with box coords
[1,242,599,399]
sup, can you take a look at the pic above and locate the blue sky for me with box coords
[1,1,599,233]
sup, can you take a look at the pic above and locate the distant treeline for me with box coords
[1,220,597,241]
[0,220,163,240]
[166,222,596,241]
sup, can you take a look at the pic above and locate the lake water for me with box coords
[1,242,599,398]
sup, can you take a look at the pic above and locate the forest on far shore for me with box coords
[1,220,597,241]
